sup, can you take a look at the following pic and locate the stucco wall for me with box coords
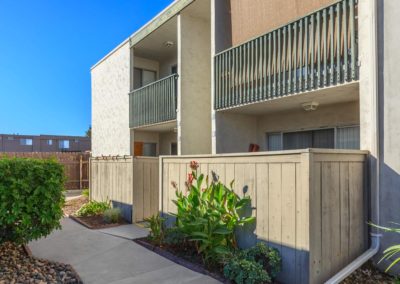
[215,112,258,153]
[216,101,359,153]
[159,132,177,155]
[178,10,212,155]
[375,0,400,274]
[91,42,131,156]
[229,0,337,46]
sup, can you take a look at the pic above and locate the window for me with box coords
[266,133,282,151]
[336,126,360,149]
[266,126,360,151]
[134,68,157,89]
[7,137,14,140]
[47,139,53,145]
[171,65,177,74]
[20,139,33,146]
[143,143,157,157]
[59,140,70,149]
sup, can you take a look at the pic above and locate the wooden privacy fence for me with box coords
[90,156,159,223]
[0,152,89,189]
[160,149,368,284]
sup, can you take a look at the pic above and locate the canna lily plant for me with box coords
[171,161,255,266]
[370,222,400,273]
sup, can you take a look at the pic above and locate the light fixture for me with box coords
[164,41,174,48]
[301,101,319,111]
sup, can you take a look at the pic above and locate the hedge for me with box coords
[0,157,65,244]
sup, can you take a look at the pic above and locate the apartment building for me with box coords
[92,0,400,282]
[0,134,91,152]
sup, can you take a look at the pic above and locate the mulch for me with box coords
[69,215,127,230]
[341,261,398,283]
[63,196,88,217]
[134,237,227,283]
[0,242,82,284]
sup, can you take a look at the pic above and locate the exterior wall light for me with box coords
[301,101,319,111]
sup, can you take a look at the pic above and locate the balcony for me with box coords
[214,0,358,111]
[129,74,178,128]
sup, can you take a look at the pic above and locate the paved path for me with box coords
[29,218,220,284]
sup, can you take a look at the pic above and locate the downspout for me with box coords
[325,0,381,283]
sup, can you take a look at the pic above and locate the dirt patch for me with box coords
[0,242,82,284]
[69,215,127,230]
[63,196,88,217]
[341,261,398,284]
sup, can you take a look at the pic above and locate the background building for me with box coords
[0,134,91,153]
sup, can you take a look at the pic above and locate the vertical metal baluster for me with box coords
[317,11,321,87]
[235,47,239,105]
[273,30,276,97]
[330,5,334,85]
[254,38,259,101]
[250,40,254,102]
[336,3,341,84]
[310,14,315,89]
[282,27,287,95]
[343,0,348,81]
[323,8,328,86]
[268,33,272,98]
[263,35,267,99]
[239,46,243,104]
[288,24,292,94]
[277,29,281,96]
[246,42,250,103]
[299,21,303,91]
[305,17,309,91]
[349,0,356,80]
[293,23,297,92]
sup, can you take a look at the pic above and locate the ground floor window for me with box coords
[266,125,360,151]
[171,143,177,155]
[143,143,157,157]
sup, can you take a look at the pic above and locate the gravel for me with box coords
[63,196,88,217]
[0,242,81,284]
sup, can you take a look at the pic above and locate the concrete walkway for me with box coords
[29,218,220,284]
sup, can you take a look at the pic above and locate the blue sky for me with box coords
[0,0,173,136]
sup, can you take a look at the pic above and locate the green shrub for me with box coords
[103,208,122,224]
[76,200,110,217]
[241,243,281,279]
[223,258,270,284]
[164,227,186,246]
[172,161,255,266]
[223,243,281,283]
[144,213,165,245]
[82,188,89,198]
[0,157,65,244]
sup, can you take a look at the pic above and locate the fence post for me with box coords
[79,155,83,189]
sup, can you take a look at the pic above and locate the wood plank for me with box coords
[281,163,296,284]
[268,163,282,252]
[339,162,350,267]
[256,164,269,241]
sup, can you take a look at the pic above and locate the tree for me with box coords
[85,126,91,138]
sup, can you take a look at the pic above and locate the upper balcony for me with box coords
[214,0,358,111]
[129,74,178,128]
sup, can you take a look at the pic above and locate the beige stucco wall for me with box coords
[159,132,177,155]
[178,9,212,155]
[91,42,131,156]
[229,0,337,46]
[216,101,359,153]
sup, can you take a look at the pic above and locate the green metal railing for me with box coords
[214,0,358,110]
[129,74,178,128]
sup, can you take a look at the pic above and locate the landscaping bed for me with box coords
[134,237,227,283]
[63,196,88,217]
[0,242,81,284]
[341,261,398,284]
[70,214,127,230]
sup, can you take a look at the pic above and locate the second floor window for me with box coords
[20,139,33,146]
[47,139,53,145]
[134,68,156,89]
[59,140,70,149]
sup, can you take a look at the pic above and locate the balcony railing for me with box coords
[214,0,358,110]
[129,74,178,128]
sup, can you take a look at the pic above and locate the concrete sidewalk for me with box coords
[29,218,220,284]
